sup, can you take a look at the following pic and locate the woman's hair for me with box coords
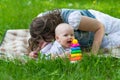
[28,9,63,53]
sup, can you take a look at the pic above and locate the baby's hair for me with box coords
[28,9,63,53]
[55,23,73,36]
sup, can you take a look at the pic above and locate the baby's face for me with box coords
[56,28,74,48]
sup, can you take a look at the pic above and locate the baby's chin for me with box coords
[63,45,71,48]
[62,42,72,48]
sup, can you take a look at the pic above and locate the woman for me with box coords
[28,8,120,58]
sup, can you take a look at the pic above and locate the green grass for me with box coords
[0,0,120,80]
[0,55,120,80]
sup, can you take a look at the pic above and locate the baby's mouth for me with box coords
[67,40,72,44]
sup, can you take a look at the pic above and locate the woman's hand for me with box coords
[29,51,38,59]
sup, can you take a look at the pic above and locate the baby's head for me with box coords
[55,23,74,48]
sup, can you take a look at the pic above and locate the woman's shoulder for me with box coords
[61,8,78,13]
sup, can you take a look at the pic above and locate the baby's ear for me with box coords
[55,35,59,41]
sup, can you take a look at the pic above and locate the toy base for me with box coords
[70,56,82,61]
[70,61,77,63]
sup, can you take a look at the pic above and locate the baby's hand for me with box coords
[64,51,70,57]
[29,51,38,59]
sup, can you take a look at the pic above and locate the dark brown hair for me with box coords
[28,9,63,53]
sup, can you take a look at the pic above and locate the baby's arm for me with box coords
[51,51,70,59]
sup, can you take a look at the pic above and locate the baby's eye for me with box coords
[64,34,68,37]
[71,34,74,36]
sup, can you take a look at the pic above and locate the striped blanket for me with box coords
[0,29,120,59]
[0,29,30,59]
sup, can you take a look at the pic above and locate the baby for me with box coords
[41,23,75,59]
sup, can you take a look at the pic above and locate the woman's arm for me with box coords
[78,16,105,54]
[29,41,50,59]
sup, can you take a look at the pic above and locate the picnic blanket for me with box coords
[0,29,120,59]
[0,29,30,59]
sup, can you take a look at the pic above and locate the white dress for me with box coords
[89,10,120,49]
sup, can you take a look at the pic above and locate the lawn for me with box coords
[0,0,120,80]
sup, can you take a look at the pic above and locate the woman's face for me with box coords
[37,39,49,49]
[33,31,54,49]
